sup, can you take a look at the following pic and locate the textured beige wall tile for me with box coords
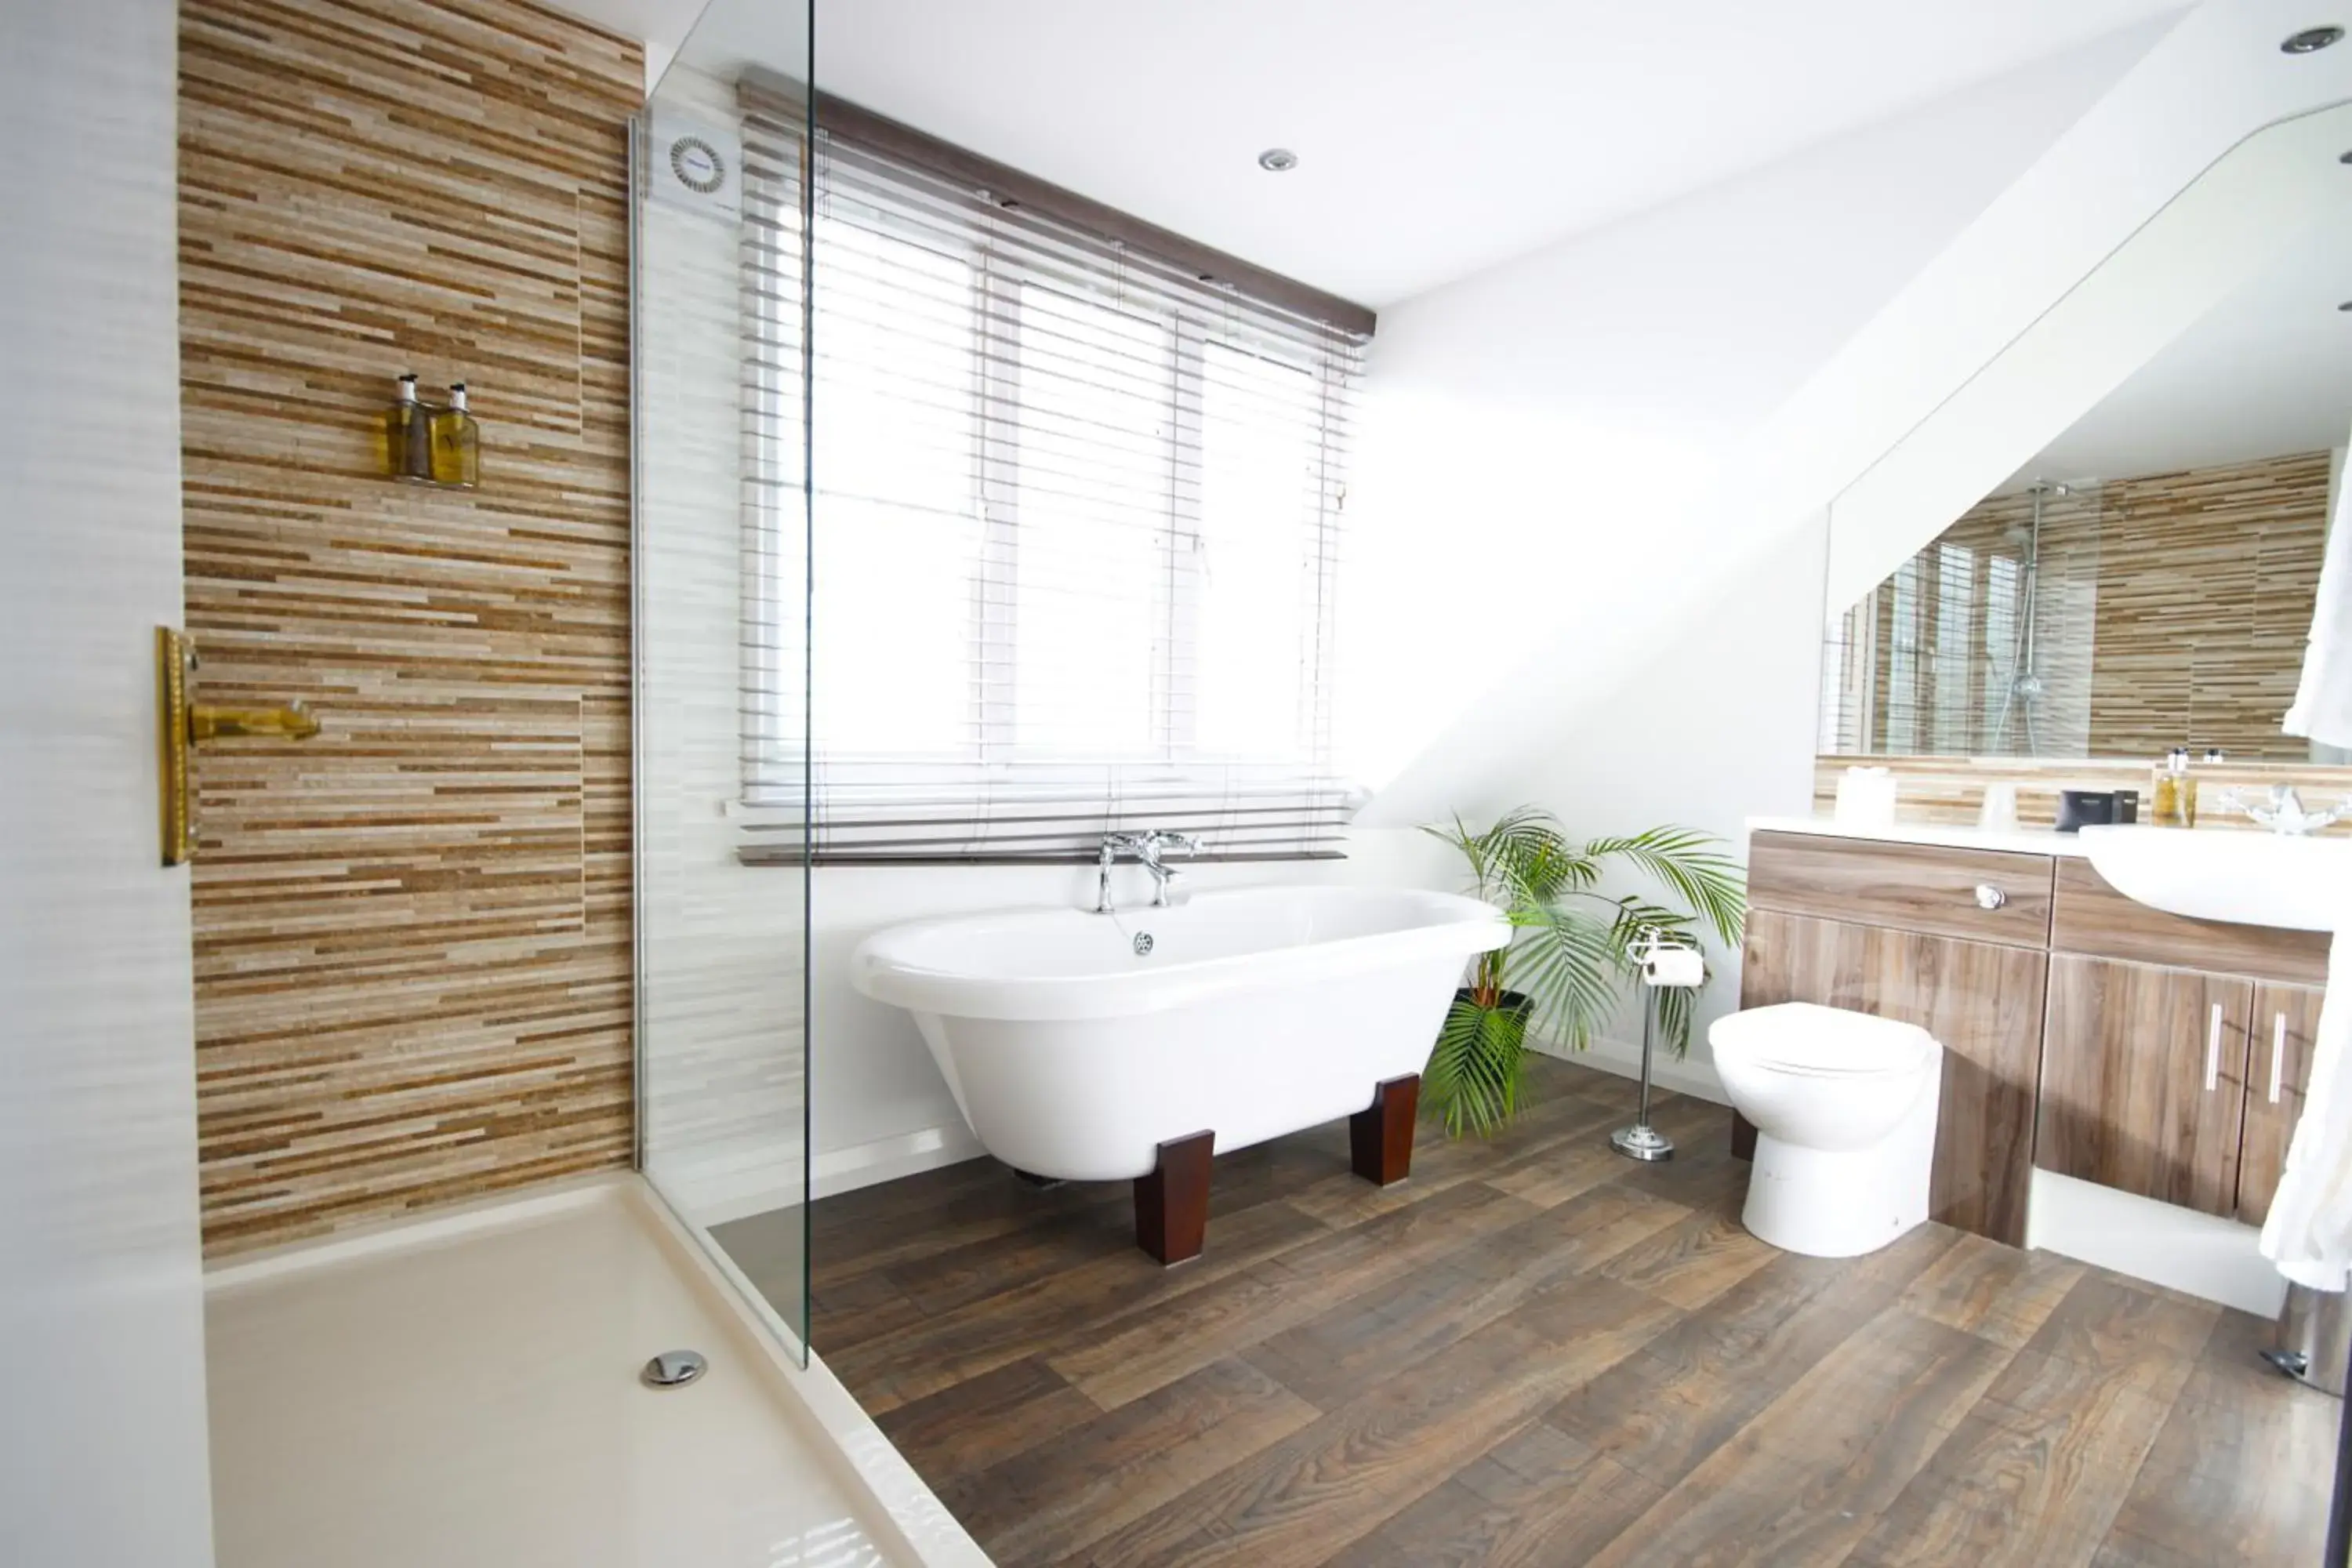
[180,0,642,1255]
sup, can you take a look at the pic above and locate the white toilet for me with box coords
[1709,1002,1943,1258]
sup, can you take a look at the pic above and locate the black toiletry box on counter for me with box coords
[2056,789,2139,833]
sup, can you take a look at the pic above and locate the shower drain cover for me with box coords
[641,1348,708,1388]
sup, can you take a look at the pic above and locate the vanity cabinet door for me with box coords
[2236,982,2326,1227]
[1739,909,2047,1247]
[2035,955,2252,1218]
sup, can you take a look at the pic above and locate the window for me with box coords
[1884,558,1922,753]
[737,89,1365,862]
[1929,544,1974,748]
[1984,555,2020,744]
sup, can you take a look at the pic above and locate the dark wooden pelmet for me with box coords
[738,67,1374,341]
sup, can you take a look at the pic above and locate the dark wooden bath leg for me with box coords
[1349,1073,1421,1186]
[1730,1111,1759,1161]
[1135,1131,1214,1265]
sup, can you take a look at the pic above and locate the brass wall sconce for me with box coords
[156,626,321,866]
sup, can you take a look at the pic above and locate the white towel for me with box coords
[2284,432,2352,749]
[2260,921,2352,1291]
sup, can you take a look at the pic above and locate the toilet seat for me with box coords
[1711,1001,1932,1078]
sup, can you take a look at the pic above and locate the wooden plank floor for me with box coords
[797,1057,2333,1567]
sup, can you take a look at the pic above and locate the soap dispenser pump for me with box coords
[428,382,479,488]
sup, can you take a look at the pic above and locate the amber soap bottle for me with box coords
[428,382,480,488]
[2151,748,2187,826]
[384,372,431,481]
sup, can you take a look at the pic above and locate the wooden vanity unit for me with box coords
[1737,826,2329,1247]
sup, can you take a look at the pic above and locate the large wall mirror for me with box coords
[1817,103,2352,818]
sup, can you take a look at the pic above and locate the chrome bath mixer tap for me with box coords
[1095,830,1203,913]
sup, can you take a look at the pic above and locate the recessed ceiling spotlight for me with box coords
[2282,25,2344,52]
[1257,147,1299,173]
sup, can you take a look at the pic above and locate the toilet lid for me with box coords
[1709,1002,1933,1076]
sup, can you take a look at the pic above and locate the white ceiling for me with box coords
[563,0,2192,307]
[563,1,2344,486]
[809,0,2194,307]
[2011,202,2352,486]
[549,0,702,86]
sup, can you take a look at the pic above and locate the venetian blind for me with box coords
[736,84,1370,863]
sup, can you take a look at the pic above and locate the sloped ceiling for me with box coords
[2007,203,2352,487]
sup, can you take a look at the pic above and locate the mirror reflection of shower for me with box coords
[1989,480,2066,755]
[1820,475,2103,758]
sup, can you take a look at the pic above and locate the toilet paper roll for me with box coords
[1642,947,1705,988]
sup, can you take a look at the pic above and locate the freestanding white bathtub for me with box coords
[850,885,1508,1261]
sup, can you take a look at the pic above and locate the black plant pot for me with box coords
[1452,986,1535,1027]
[1432,988,1538,1137]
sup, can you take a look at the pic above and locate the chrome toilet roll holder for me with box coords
[1611,928,1704,1163]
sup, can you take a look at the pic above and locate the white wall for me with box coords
[1345,2,2352,1075]
[1341,23,2176,1072]
[654,0,2352,1189]
[1345,19,2176,808]
[791,22,2194,1171]
[0,2,218,1563]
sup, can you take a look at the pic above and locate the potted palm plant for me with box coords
[1423,807,1745,1135]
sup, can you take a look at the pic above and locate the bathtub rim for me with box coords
[851,885,1508,1022]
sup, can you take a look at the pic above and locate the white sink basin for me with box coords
[2077,825,2350,934]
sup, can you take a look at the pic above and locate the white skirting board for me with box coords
[1530,1032,1729,1105]
[666,1124,989,1229]
[746,1037,1718,1218]
[2027,1167,2288,1319]
[778,1026,1719,1221]
[813,1123,988,1200]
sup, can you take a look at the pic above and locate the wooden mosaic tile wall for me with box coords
[2087,452,2331,759]
[179,0,641,1254]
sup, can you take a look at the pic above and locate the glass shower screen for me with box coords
[634,0,814,1360]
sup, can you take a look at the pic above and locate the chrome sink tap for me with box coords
[1094,830,1203,913]
[2221,785,2344,837]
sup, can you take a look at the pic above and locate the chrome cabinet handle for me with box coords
[2205,1004,2224,1093]
[2270,1012,2288,1105]
[1973,884,2007,911]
